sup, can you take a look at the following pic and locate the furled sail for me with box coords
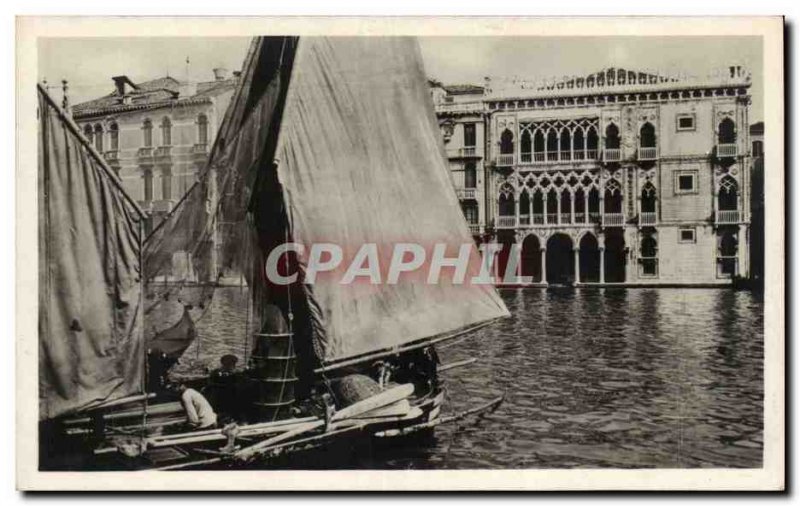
[38,84,145,420]
[271,38,509,367]
[142,37,291,303]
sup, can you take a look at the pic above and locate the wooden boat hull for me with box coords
[43,361,502,471]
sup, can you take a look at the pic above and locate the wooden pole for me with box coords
[315,319,501,374]
[439,358,477,372]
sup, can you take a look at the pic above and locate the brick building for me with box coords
[432,66,754,285]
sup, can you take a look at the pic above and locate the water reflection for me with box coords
[166,286,763,469]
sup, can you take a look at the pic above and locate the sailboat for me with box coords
[38,36,509,471]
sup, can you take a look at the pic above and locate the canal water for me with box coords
[169,286,764,469]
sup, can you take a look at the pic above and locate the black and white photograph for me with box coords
[15,16,784,491]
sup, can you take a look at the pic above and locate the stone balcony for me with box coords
[137,200,154,213]
[191,143,210,163]
[497,212,612,228]
[717,143,738,158]
[519,150,599,166]
[446,146,481,159]
[639,212,658,226]
[638,146,658,161]
[603,148,622,162]
[152,199,175,213]
[716,209,741,225]
[496,154,515,167]
[154,146,172,162]
[137,147,154,162]
[602,213,625,226]
[467,223,483,235]
[455,188,478,200]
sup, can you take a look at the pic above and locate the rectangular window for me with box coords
[162,171,172,200]
[676,114,695,131]
[110,129,119,151]
[641,259,658,276]
[143,171,153,201]
[461,203,479,224]
[675,171,698,194]
[679,228,696,243]
[463,123,476,147]
[464,162,477,189]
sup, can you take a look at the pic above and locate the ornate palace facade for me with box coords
[433,66,754,285]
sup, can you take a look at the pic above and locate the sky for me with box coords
[39,36,763,122]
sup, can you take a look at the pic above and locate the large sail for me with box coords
[144,36,509,373]
[273,38,509,367]
[38,85,145,420]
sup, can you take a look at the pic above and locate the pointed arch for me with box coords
[546,128,558,161]
[641,181,657,213]
[500,128,514,155]
[559,128,571,160]
[573,126,585,160]
[586,126,599,159]
[639,122,656,148]
[605,122,620,149]
[718,117,736,144]
[498,183,516,216]
[718,175,739,211]
[605,178,623,214]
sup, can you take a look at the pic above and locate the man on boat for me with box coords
[208,354,241,421]
[174,383,218,430]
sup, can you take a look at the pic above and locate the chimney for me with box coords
[112,75,137,96]
[178,56,197,97]
[178,80,197,97]
[212,67,229,81]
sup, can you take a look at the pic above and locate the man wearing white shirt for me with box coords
[176,383,218,430]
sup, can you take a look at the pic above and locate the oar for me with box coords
[332,384,414,421]
[376,394,504,437]
[349,399,410,419]
[234,383,415,462]
[439,358,477,372]
[147,416,318,447]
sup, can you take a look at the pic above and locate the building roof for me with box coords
[485,65,751,100]
[443,84,484,96]
[72,75,238,119]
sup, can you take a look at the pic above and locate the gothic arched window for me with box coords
[718,117,736,144]
[640,122,656,148]
[500,129,514,155]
